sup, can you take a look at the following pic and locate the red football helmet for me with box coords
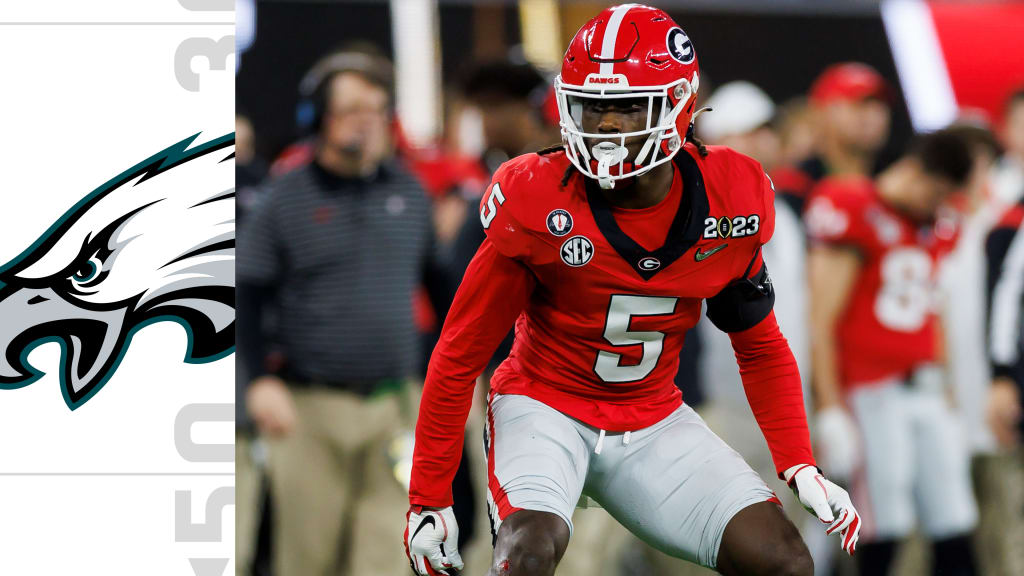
[555,4,701,188]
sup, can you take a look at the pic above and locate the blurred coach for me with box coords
[237,50,442,576]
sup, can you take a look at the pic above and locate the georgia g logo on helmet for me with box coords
[0,133,235,410]
[666,28,695,64]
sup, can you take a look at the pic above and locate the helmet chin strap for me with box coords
[596,156,617,189]
[592,142,629,189]
[691,105,713,125]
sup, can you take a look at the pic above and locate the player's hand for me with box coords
[987,377,1021,448]
[785,464,861,555]
[405,506,463,576]
[246,375,297,438]
[814,406,860,482]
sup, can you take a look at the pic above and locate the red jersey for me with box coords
[805,177,958,388]
[411,145,815,507]
[483,145,773,428]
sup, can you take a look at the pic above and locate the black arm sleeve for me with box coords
[705,257,775,333]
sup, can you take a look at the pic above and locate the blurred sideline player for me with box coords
[987,89,1024,453]
[239,48,443,576]
[698,81,783,173]
[937,123,1020,576]
[772,63,891,215]
[406,5,860,576]
[992,89,1024,207]
[806,129,978,576]
[775,98,819,173]
[984,134,1024,574]
[939,124,1004,457]
[450,60,561,282]
[697,81,810,386]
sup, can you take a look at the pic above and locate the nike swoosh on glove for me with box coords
[785,464,861,555]
[405,506,463,576]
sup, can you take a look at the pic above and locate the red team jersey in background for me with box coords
[805,178,958,389]
[411,144,816,507]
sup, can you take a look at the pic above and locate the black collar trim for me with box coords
[585,149,710,280]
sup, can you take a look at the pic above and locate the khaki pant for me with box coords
[266,386,412,576]
[235,432,263,576]
[973,451,1024,576]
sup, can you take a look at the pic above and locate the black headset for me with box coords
[295,51,395,134]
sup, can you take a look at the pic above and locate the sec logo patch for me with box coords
[546,209,573,236]
[561,235,594,267]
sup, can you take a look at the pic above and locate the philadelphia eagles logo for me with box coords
[0,133,235,410]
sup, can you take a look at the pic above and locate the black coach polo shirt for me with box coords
[237,159,435,390]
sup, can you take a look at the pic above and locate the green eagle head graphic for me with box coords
[0,133,235,409]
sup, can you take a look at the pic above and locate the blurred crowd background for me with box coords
[234,1,1024,575]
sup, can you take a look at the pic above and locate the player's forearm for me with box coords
[809,329,843,410]
[409,362,477,507]
[408,310,499,507]
[408,240,535,506]
[731,311,816,475]
[410,310,513,505]
[807,245,858,409]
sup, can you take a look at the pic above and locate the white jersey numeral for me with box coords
[594,294,678,383]
[874,247,933,331]
[480,182,506,229]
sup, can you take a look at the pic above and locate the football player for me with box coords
[770,63,891,216]
[406,5,860,575]
[988,200,1024,448]
[806,129,978,576]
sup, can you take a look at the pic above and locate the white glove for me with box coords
[814,406,860,482]
[405,506,463,576]
[785,464,861,555]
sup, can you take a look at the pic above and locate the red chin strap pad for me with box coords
[587,158,640,177]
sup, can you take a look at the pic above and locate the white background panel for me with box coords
[0,1,234,23]
[0,476,236,576]
[0,3,235,572]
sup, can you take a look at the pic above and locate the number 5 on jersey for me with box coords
[480,183,506,229]
[595,295,679,383]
